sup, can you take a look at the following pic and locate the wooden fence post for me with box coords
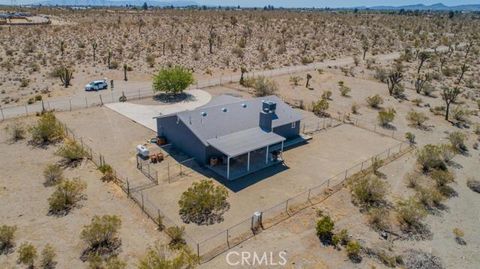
[99,95,103,106]
[0,107,4,121]
[285,199,289,213]
[197,243,200,259]
[226,229,230,248]
[126,179,130,196]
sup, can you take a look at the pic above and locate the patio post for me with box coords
[265,145,269,164]
[247,152,250,171]
[227,156,230,180]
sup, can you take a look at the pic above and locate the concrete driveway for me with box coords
[105,89,211,131]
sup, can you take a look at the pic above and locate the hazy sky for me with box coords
[1,0,479,7]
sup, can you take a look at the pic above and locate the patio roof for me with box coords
[206,127,286,158]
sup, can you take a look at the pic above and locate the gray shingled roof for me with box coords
[206,127,285,157]
[177,95,302,145]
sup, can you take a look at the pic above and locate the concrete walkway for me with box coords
[105,89,211,131]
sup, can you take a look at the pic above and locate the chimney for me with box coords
[259,101,276,132]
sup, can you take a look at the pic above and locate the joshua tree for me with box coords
[415,73,430,94]
[306,73,312,88]
[107,49,112,69]
[123,64,128,81]
[457,63,469,84]
[239,67,247,86]
[361,35,369,60]
[442,86,462,121]
[208,26,216,54]
[417,51,431,74]
[387,71,403,96]
[59,67,73,88]
[92,42,97,63]
[60,40,65,57]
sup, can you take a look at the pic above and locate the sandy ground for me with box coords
[105,89,212,131]
[0,118,169,269]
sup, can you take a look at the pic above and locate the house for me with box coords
[155,95,303,180]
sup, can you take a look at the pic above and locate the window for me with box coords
[291,122,296,128]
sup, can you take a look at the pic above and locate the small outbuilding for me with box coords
[155,95,303,180]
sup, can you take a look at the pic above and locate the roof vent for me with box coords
[201,112,207,117]
[221,107,228,112]
[241,103,247,108]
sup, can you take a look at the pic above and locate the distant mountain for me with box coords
[360,3,480,11]
[34,0,198,7]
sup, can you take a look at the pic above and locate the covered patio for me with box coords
[206,128,286,180]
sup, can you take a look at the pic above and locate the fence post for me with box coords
[141,192,145,212]
[69,99,72,111]
[387,148,391,158]
[155,171,158,184]
[25,104,28,115]
[226,229,230,248]
[327,179,330,188]
[0,107,4,121]
[138,89,141,99]
[360,161,364,171]
[285,199,289,213]
[167,162,170,183]
[99,95,103,106]
[126,179,130,196]
[85,96,88,108]
[197,243,200,259]
[307,189,312,202]
[344,169,348,180]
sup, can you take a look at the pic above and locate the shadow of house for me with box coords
[154,95,306,183]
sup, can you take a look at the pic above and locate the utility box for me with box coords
[251,211,263,232]
[136,145,150,158]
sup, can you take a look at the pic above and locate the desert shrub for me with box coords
[80,215,122,257]
[40,244,56,269]
[316,216,334,244]
[321,90,332,100]
[166,226,186,250]
[351,175,387,208]
[5,122,26,141]
[421,83,436,96]
[405,132,416,144]
[453,228,466,245]
[98,164,115,182]
[448,131,467,153]
[374,67,387,82]
[346,240,362,262]
[378,108,396,127]
[29,112,64,144]
[55,139,87,165]
[289,76,302,86]
[332,229,349,247]
[351,103,359,114]
[48,178,87,214]
[430,105,445,116]
[430,170,455,187]
[152,66,194,95]
[451,106,470,123]
[43,164,63,186]
[366,94,383,108]
[405,172,422,189]
[137,243,197,269]
[406,111,428,128]
[312,98,329,117]
[466,179,480,193]
[396,197,427,229]
[155,215,165,232]
[411,98,423,107]
[371,157,384,175]
[338,82,351,97]
[403,250,443,269]
[368,208,390,231]
[0,225,17,254]
[415,187,444,209]
[17,242,37,267]
[416,144,446,172]
[253,76,278,97]
[241,77,256,88]
[146,54,155,67]
[439,144,455,164]
[178,180,229,225]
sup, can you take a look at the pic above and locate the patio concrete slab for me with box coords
[105,89,211,131]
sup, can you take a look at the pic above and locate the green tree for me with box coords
[17,242,37,268]
[178,180,229,225]
[153,66,194,95]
